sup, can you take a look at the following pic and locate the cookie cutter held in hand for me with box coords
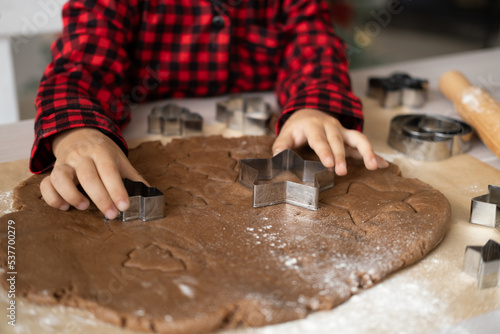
[367,72,428,108]
[463,239,500,289]
[216,96,272,135]
[238,149,334,210]
[470,185,500,230]
[148,104,203,137]
[118,179,165,222]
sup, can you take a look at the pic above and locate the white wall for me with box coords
[0,0,66,124]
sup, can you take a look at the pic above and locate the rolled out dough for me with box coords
[0,135,451,333]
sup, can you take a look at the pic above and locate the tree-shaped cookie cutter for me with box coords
[238,149,334,210]
[216,96,272,135]
[470,185,500,230]
[118,179,165,221]
[148,104,203,137]
[367,72,428,108]
[463,239,500,289]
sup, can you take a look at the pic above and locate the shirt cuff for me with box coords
[275,87,364,134]
[30,109,128,174]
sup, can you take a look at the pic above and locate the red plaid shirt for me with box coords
[31,0,363,173]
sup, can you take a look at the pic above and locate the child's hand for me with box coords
[40,128,148,219]
[272,108,388,175]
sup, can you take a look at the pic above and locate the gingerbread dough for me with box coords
[0,136,451,334]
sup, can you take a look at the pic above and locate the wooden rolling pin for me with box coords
[439,70,500,159]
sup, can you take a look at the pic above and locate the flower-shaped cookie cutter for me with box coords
[148,104,203,137]
[367,72,428,108]
[118,179,165,222]
[463,239,500,289]
[238,149,334,210]
[216,96,272,135]
[470,185,500,230]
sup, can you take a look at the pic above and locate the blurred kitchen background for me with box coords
[1,0,499,121]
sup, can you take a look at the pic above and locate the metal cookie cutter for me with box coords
[388,114,473,161]
[238,149,334,210]
[367,72,428,108]
[463,239,500,289]
[470,185,500,230]
[216,96,272,135]
[118,179,165,221]
[148,104,203,137]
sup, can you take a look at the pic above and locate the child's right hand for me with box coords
[40,128,148,219]
[273,108,388,175]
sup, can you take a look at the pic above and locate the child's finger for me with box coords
[119,156,150,187]
[342,130,379,170]
[272,129,296,156]
[95,155,130,212]
[305,129,336,169]
[40,176,70,211]
[374,155,390,168]
[50,164,90,211]
[76,159,118,219]
[325,128,347,175]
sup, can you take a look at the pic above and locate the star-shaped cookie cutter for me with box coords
[238,149,334,210]
[463,239,500,289]
[216,96,272,135]
[367,72,428,108]
[148,104,203,137]
[470,185,500,230]
[118,179,165,222]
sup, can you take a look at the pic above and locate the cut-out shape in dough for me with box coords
[190,165,239,183]
[164,187,207,206]
[124,244,186,273]
[177,150,236,170]
[322,182,414,224]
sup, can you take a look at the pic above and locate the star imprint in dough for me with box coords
[322,182,414,224]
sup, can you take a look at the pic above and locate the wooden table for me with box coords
[0,48,499,334]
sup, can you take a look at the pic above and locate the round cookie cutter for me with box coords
[388,114,474,161]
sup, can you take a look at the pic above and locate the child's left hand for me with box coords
[272,108,389,175]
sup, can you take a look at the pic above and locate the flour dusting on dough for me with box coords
[178,283,195,298]
[0,191,14,213]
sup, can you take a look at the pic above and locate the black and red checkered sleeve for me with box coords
[274,0,363,133]
[31,0,138,173]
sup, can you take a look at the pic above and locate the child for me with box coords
[32,0,388,219]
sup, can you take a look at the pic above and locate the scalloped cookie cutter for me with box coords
[463,239,500,289]
[148,104,203,137]
[238,149,334,210]
[470,185,500,230]
[118,179,165,222]
[216,96,272,135]
[367,72,428,108]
